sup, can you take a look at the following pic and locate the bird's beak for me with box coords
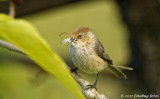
[70,38,75,42]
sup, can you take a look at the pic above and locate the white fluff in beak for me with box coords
[62,38,71,45]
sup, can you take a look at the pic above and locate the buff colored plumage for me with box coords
[69,26,133,89]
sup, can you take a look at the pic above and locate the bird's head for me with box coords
[70,26,96,47]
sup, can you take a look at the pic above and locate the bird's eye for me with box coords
[77,35,82,39]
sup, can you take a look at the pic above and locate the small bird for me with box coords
[69,26,133,90]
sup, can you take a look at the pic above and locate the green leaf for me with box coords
[0,14,85,99]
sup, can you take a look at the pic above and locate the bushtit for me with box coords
[68,26,133,89]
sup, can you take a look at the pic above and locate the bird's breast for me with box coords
[69,44,105,74]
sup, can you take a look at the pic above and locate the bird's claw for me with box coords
[85,84,97,90]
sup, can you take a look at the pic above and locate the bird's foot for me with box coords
[71,67,78,73]
[85,83,97,90]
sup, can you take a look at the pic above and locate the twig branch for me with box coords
[72,72,108,99]
[0,40,108,99]
[8,1,16,18]
[0,40,25,55]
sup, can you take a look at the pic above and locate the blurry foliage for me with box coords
[0,14,85,99]
[0,63,78,99]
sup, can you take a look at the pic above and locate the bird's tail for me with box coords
[107,64,133,79]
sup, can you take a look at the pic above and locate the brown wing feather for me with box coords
[94,39,128,79]
[94,39,113,65]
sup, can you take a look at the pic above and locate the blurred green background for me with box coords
[0,1,143,99]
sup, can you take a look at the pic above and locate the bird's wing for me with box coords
[94,39,113,65]
[94,39,127,79]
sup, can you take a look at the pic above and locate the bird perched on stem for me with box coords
[68,26,133,90]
